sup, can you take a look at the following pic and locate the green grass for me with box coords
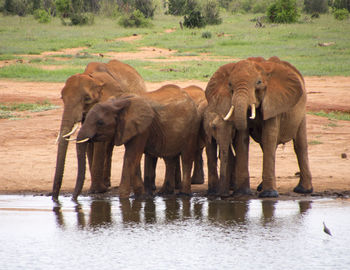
[308,111,350,121]
[0,100,59,119]
[309,140,323,145]
[0,12,349,82]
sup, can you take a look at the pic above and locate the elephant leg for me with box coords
[219,144,231,197]
[179,142,196,196]
[159,157,177,195]
[293,117,313,193]
[119,136,147,198]
[191,148,205,185]
[87,142,94,172]
[174,156,182,189]
[206,139,219,195]
[90,142,108,193]
[144,154,157,195]
[259,118,279,198]
[103,140,114,188]
[233,130,251,195]
[229,149,236,190]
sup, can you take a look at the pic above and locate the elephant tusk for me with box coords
[223,105,234,121]
[62,123,80,138]
[65,137,77,141]
[55,133,60,144]
[249,104,256,119]
[230,144,236,157]
[76,138,90,144]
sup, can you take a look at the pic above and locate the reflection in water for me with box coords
[52,197,313,230]
[2,196,350,269]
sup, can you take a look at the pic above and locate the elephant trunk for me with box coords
[233,95,249,131]
[73,142,88,200]
[52,118,76,200]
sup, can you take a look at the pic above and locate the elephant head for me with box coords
[221,57,304,130]
[73,96,155,199]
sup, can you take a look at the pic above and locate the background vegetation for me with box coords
[0,0,349,82]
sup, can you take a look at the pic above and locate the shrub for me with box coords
[304,0,328,14]
[118,9,152,27]
[3,0,31,16]
[202,0,222,25]
[333,8,349,19]
[70,12,94,25]
[331,0,350,12]
[201,31,212,38]
[267,0,300,23]
[184,10,206,28]
[168,0,187,15]
[134,0,156,18]
[55,0,70,18]
[33,8,51,23]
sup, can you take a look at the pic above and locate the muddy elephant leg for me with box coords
[90,142,109,193]
[293,117,313,194]
[179,143,196,196]
[191,148,205,184]
[144,154,157,195]
[103,140,114,188]
[233,130,251,195]
[218,144,231,197]
[174,156,182,189]
[206,139,219,195]
[159,156,177,195]
[119,136,146,198]
[259,118,279,198]
[229,149,236,190]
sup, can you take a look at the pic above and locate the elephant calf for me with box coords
[73,84,201,199]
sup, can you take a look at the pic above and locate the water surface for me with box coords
[1,195,349,269]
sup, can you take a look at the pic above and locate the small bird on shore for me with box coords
[323,222,332,236]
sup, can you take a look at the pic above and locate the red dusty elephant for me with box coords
[73,84,201,199]
[52,59,146,200]
[206,56,313,198]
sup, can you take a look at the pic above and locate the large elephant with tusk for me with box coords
[213,56,313,198]
[52,60,146,200]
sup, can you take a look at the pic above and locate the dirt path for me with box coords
[1,75,350,198]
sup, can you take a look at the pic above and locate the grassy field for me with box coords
[0,12,349,82]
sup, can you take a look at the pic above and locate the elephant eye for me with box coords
[84,95,92,104]
[256,79,262,85]
[97,119,104,126]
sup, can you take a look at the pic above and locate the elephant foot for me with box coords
[89,183,109,194]
[259,189,279,198]
[177,192,192,197]
[293,185,313,194]
[257,182,263,192]
[233,188,252,196]
[158,189,175,196]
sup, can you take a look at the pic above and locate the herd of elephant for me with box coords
[51,56,313,201]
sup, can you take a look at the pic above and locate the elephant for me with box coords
[73,84,201,199]
[204,82,246,197]
[208,56,313,198]
[52,59,146,200]
[145,85,207,191]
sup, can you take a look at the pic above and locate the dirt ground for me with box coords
[1,52,350,198]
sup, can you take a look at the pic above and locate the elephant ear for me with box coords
[114,96,155,146]
[260,60,304,120]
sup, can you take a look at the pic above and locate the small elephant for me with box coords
[73,84,201,199]
[52,60,146,200]
[207,56,313,198]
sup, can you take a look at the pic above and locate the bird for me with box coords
[323,222,332,236]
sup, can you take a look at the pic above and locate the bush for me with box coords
[3,0,31,16]
[333,8,349,19]
[118,9,152,27]
[69,12,94,25]
[55,0,70,18]
[168,0,187,15]
[201,31,212,38]
[304,0,328,13]
[267,0,300,23]
[134,0,156,18]
[331,0,350,12]
[203,0,222,25]
[33,8,51,23]
[184,10,206,28]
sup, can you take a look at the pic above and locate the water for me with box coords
[1,195,350,270]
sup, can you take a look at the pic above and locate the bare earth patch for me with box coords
[1,74,350,198]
